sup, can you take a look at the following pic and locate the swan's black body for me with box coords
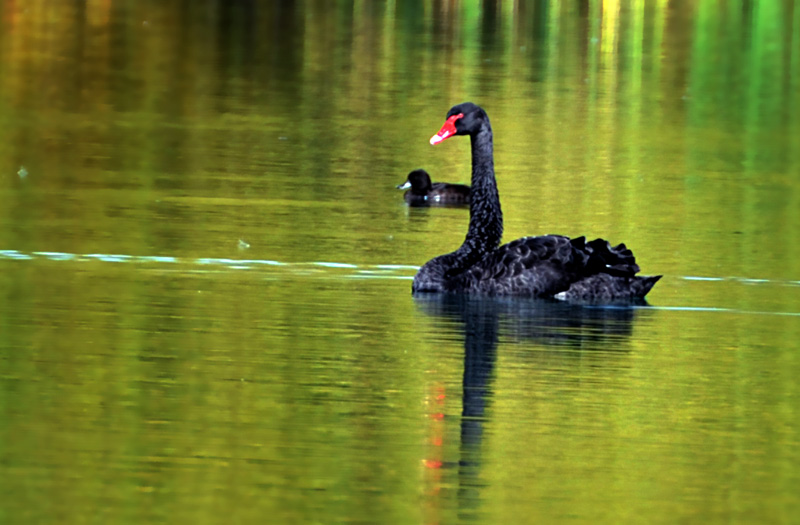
[412,102,660,301]
[397,169,470,206]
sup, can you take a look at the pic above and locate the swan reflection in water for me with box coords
[415,294,653,521]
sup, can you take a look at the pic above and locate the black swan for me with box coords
[412,102,661,301]
[397,169,471,206]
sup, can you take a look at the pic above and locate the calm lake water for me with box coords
[1,2,799,523]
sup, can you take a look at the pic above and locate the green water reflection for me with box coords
[1,1,799,523]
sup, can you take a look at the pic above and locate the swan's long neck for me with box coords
[452,121,503,265]
[467,124,502,250]
[412,113,503,293]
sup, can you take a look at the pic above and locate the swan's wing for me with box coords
[450,235,645,297]
[448,235,577,296]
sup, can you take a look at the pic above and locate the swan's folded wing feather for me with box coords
[448,234,652,297]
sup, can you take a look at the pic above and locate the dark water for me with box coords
[1,2,799,523]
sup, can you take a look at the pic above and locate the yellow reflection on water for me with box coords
[1,2,800,524]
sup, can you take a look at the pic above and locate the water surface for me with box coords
[1,2,799,523]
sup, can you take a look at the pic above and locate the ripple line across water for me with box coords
[2,249,799,291]
[646,305,800,317]
[0,249,418,280]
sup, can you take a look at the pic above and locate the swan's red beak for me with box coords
[430,113,463,145]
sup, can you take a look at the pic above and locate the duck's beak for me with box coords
[397,181,411,190]
[430,113,463,145]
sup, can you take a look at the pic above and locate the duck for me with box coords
[397,169,470,206]
[412,102,660,301]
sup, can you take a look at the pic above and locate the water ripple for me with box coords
[647,305,800,317]
[0,249,417,280]
[2,250,798,292]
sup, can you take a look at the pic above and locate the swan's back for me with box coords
[444,235,659,300]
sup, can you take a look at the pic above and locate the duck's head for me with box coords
[397,169,432,191]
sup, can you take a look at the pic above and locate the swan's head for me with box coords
[430,102,486,145]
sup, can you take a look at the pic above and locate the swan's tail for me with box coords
[633,275,662,297]
[564,237,661,300]
[557,273,662,301]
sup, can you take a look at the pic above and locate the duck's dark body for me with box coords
[397,169,470,206]
[412,102,660,301]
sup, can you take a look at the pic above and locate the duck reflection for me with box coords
[415,295,651,522]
